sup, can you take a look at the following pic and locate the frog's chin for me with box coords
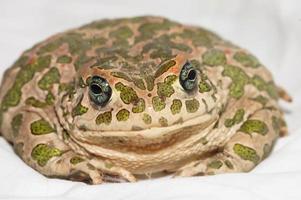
[68,111,218,152]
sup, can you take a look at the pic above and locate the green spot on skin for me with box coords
[152,96,166,112]
[96,111,112,125]
[177,29,213,47]
[234,52,259,68]
[25,92,55,108]
[142,34,191,60]
[185,99,200,113]
[157,79,175,97]
[45,92,55,105]
[116,109,130,121]
[145,75,155,91]
[157,75,177,98]
[203,49,226,66]
[1,55,51,111]
[240,119,269,135]
[170,99,182,115]
[59,82,75,94]
[208,160,223,169]
[132,78,146,90]
[11,114,23,137]
[165,75,177,84]
[38,41,61,54]
[222,65,249,99]
[38,67,60,90]
[109,26,133,42]
[74,54,93,71]
[60,33,89,55]
[142,113,152,124]
[111,71,132,82]
[198,80,212,93]
[136,20,175,43]
[1,88,22,110]
[72,101,88,117]
[115,82,139,104]
[224,160,234,169]
[222,65,277,99]
[251,95,269,106]
[26,97,47,108]
[31,144,62,166]
[70,156,85,165]
[190,59,202,70]
[159,117,168,127]
[57,55,72,64]
[224,109,245,127]
[30,119,55,135]
[92,55,117,69]
[132,98,145,113]
[251,75,278,99]
[89,37,107,46]
[233,143,260,164]
[37,32,93,70]
[154,60,176,78]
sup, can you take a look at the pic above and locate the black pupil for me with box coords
[188,70,196,80]
[90,84,102,94]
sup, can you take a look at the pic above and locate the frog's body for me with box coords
[0,16,290,184]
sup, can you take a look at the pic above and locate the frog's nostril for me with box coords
[90,84,102,94]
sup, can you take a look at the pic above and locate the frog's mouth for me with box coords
[69,112,218,154]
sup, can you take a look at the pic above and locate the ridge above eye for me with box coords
[88,76,112,106]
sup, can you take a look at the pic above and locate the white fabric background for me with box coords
[0,0,300,199]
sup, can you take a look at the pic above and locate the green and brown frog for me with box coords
[0,16,291,184]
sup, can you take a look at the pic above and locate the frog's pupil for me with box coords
[90,84,102,94]
[188,70,196,81]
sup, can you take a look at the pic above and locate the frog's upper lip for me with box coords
[68,112,218,160]
[72,112,217,139]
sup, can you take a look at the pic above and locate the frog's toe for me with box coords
[77,166,103,184]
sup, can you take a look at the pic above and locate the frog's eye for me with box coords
[179,61,198,91]
[88,76,112,106]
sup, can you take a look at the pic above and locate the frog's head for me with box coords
[58,52,224,152]
[57,18,225,153]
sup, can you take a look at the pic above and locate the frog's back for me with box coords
[0,15,282,146]
[0,16,223,139]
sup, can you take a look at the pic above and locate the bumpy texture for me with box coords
[0,16,290,184]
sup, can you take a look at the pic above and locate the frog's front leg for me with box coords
[175,106,284,177]
[12,107,136,184]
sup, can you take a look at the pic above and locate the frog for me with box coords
[0,16,292,184]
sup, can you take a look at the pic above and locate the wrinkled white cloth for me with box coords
[0,0,300,199]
